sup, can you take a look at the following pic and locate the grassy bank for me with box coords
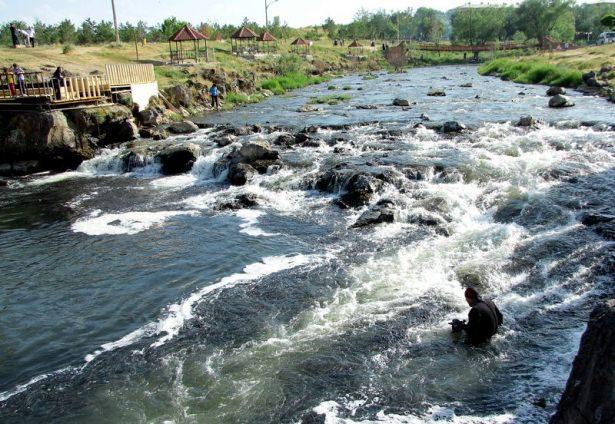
[479,44,615,88]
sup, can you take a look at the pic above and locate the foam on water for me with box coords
[71,209,199,235]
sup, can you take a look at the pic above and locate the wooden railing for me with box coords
[105,64,156,86]
[55,75,104,101]
[0,72,105,102]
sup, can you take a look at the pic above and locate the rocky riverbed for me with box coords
[0,66,613,423]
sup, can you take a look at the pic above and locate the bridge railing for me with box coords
[0,72,106,102]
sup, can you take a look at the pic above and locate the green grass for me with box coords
[261,72,329,95]
[308,94,351,105]
[479,58,583,88]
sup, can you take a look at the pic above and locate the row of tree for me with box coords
[324,0,615,47]
[1,0,614,48]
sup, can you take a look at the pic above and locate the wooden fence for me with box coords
[105,64,156,86]
[0,72,105,102]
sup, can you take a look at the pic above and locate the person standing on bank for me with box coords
[10,24,19,48]
[12,64,26,96]
[451,287,503,344]
[210,83,220,111]
[27,26,36,48]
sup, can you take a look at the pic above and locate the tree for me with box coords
[451,6,508,45]
[515,0,574,48]
[322,17,338,40]
[601,14,615,29]
[77,19,96,44]
[159,17,187,40]
[550,10,576,42]
[57,19,76,44]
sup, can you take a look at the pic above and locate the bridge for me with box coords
[413,41,532,53]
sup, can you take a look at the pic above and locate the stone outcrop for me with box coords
[220,140,281,186]
[352,199,397,227]
[168,120,199,135]
[547,86,566,96]
[156,143,201,175]
[67,104,138,146]
[442,121,466,133]
[517,116,537,127]
[550,301,615,424]
[392,98,411,107]
[427,89,446,96]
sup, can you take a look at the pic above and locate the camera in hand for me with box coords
[449,319,466,333]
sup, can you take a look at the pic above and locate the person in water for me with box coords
[210,83,220,110]
[451,287,503,344]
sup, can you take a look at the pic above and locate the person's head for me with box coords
[12,63,18,69]
[56,66,63,72]
[464,287,480,306]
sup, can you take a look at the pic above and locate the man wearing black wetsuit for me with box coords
[451,287,503,344]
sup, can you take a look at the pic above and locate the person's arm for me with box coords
[463,307,481,340]
[495,305,503,326]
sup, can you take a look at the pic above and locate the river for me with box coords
[0,65,613,423]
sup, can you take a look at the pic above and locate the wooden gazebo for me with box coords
[168,25,209,63]
[291,37,310,54]
[231,26,258,54]
[348,40,365,56]
[257,31,278,53]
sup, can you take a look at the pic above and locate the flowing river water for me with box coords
[0,65,614,423]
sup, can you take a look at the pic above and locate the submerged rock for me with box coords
[516,116,536,127]
[546,86,566,96]
[355,105,378,110]
[427,89,446,96]
[549,94,575,108]
[217,193,261,210]
[157,143,201,175]
[392,98,411,107]
[459,82,473,88]
[297,105,319,113]
[442,121,466,133]
[216,135,237,147]
[550,300,615,424]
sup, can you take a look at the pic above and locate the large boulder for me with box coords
[138,107,167,127]
[237,140,279,163]
[67,104,138,145]
[166,84,193,107]
[337,173,383,208]
[516,116,537,127]
[549,94,575,108]
[550,301,615,424]
[157,143,201,175]
[168,120,199,135]
[427,89,446,96]
[0,110,93,171]
[220,140,282,186]
[228,163,256,186]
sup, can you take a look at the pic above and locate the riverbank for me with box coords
[479,44,615,102]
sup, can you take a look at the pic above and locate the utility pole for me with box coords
[111,0,120,43]
[265,0,279,29]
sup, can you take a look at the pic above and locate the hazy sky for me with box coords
[0,0,603,27]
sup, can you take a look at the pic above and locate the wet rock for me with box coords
[301,411,326,424]
[222,141,281,185]
[139,127,169,141]
[356,105,378,110]
[216,135,237,147]
[305,125,319,134]
[581,71,596,84]
[427,89,446,96]
[442,121,466,133]
[157,143,201,175]
[459,82,473,88]
[580,212,615,240]
[337,174,383,208]
[549,94,575,108]
[408,212,446,227]
[297,105,319,113]
[547,86,566,96]
[237,140,280,163]
[228,163,255,186]
[121,148,149,172]
[216,193,260,210]
[352,200,397,228]
[0,178,7,187]
[403,165,429,181]
[294,133,311,144]
[516,116,536,127]
[274,133,297,147]
[138,107,166,127]
[550,300,615,424]
[392,98,411,107]
[420,113,431,121]
[0,161,42,176]
[168,120,199,134]
[494,199,527,223]
[302,139,325,148]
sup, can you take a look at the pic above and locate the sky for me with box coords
[0,0,605,27]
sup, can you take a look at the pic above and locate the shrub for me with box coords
[479,58,582,88]
[261,72,328,95]
[62,44,74,54]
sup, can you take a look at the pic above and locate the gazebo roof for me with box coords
[232,26,258,39]
[258,31,277,42]
[291,37,309,46]
[348,40,363,48]
[169,25,208,42]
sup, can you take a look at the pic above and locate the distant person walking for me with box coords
[3,67,17,96]
[52,66,66,100]
[12,64,26,96]
[10,24,19,48]
[210,83,220,110]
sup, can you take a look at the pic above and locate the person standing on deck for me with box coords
[52,67,66,100]
[210,83,220,111]
[4,67,17,97]
[450,287,503,345]
[12,64,26,96]
[10,24,19,48]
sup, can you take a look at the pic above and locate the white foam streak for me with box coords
[72,210,199,235]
